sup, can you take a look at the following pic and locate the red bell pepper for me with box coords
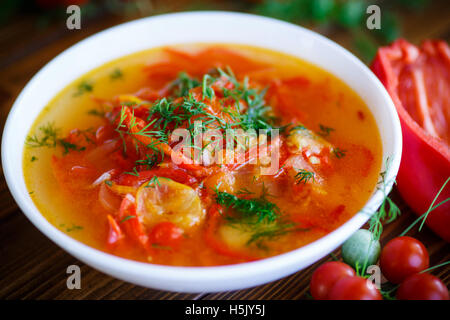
[371,39,450,242]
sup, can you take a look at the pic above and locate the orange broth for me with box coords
[23,44,382,266]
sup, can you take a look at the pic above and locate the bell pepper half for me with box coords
[371,39,450,242]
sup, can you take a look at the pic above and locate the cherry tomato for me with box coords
[380,236,429,284]
[310,261,356,300]
[149,222,184,248]
[328,276,382,300]
[397,273,449,300]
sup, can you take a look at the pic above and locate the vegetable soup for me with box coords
[23,44,382,266]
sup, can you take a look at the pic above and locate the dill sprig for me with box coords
[25,122,59,148]
[215,189,280,223]
[368,157,401,241]
[115,106,167,157]
[110,68,123,80]
[170,72,200,97]
[73,80,93,97]
[124,167,139,177]
[247,221,298,246]
[214,187,306,246]
[333,147,347,158]
[202,74,216,100]
[87,109,105,117]
[318,124,335,137]
[120,215,136,223]
[26,123,88,155]
[294,168,315,184]
[59,139,86,154]
[144,176,161,188]
[114,67,285,170]
[218,68,276,131]
[135,154,158,170]
[400,176,450,236]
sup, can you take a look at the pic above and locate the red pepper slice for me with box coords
[106,214,123,248]
[118,196,148,248]
[371,39,450,241]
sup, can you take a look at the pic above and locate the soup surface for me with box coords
[23,44,382,266]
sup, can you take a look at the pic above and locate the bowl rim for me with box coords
[1,11,402,292]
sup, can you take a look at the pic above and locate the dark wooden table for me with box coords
[1,1,449,300]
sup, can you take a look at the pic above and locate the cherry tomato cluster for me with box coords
[310,234,449,300]
[381,236,448,300]
[310,261,381,300]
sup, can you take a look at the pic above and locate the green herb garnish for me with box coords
[25,122,59,148]
[318,124,335,137]
[170,72,200,97]
[294,169,315,184]
[110,68,123,80]
[214,187,306,247]
[144,176,161,188]
[59,139,86,155]
[333,147,347,158]
[73,80,93,97]
[87,109,105,117]
[66,224,83,232]
[120,215,136,223]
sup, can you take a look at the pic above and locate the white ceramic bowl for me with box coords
[2,11,402,293]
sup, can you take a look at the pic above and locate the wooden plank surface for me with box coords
[0,1,449,300]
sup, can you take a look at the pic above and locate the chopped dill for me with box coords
[115,106,166,159]
[294,169,315,184]
[247,221,302,246]
[214,187,306,247]
[135,154,158,170]
[66,224,83,232]
[110,68,123,80]
[202,74,215,100]
[113,67,285,168]
[333,147,347,158]
[25,122,59,148]
[104,180,113,187]
[120,215,136,223]
[235,188,255,196]
[87,109,105,117]
[144,176,161,188]
[170,72,200,97]
[124,167,139,177]
[58,139,86,155]
[318,124,335,137]
[218,68,276,132]
[30,156,38,162]
[215,188,280,223]
[26,124,90,154]
[73,80,93,97]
